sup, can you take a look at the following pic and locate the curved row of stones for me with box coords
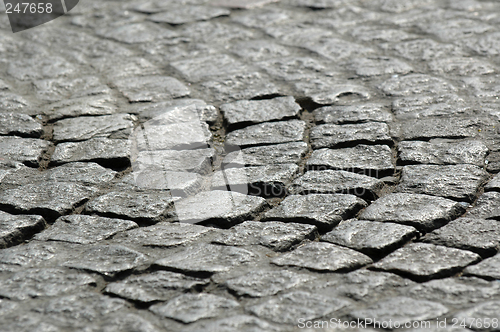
[1,0,500,331]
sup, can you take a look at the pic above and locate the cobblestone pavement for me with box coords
[2,0,500,331]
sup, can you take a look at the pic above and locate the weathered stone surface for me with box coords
[360,193,466,231]
[186,314,281,332]
[306,145,394,177]
[392,94,471,120]
[96,22,178,44]
[246,291,351,324]
[272,241,372,272]
[467,192,500,220]
[313,103,393,124]
[263,194,367,230]
[112,222,214,248]
[464,253,500,279]
[0,113,42,138]
[294,78,371,105]
[384,38,465,61]
[85,191,175,224]
[117,172,203,197]
[0,137,50,167]
[212,221,317,252]
[0,183,97,221]
[33,76,111,102]
[350,297,449,324]
[223,142,308,167]
[154,243,261,274]
[422,217,500,257]
[419,18,494,43]
[62,244,148,276]
[148,6,230,25]
[225,120,305,148]
[51,138,130,167]
[379,74,457,96]
[396,164,488,202]
[52,114,135,143]
[105,271,209,303]
[398,118,485,140]
[1,162,117,186]
[398,140,488,166]
[256,56,327,81]
[113,75,190,102]
[347,56,413,77]
[453,301,500,329]
[429,57,496,76]
[171,191,267,226]
[225,270,315,297]
[150,293,240,323]
[212,0,278,9]
[0,211,46,249]
[221,96,300,130]
[171,54,246,83]
[230,39,291,61]
[310,122,392,149]
[211,164,299,197]
[0,268,96,300]
[372,243,480,281]
[323,220,418,256]
[485,172,500,192]
[132,148,215,175]
[128,99,218,124]
[289,170,385,200]
[34,215,137,244]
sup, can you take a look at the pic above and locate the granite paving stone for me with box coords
[41,95,117,122]
[0,136,50,167]
[170,54,247,83]
[294,79,372,106]
[221,96,301,130]
[453,301,500,329]
[113,75,190,102]
[422,217,500,257]
[116,172,203,197]
[310,122,392,149]
[149,293,240,323]
[33,76,111,102]
[96,22,178,44]
[350,297,449,324]
[428,57,496,76]
[85,191,176,224]
[211,164,299,197]
[223,142,308,167]
[263,194,367,230]
[398,140,489,166]
[0,113,43,138]
[379,74,457,96]
[171,190,267,226]
[372,243,481,281]
[246,291,351,324]
[0,183,98,221]
[272,241,373,272]
[224,270,316,297]
[0,268,97,300]
[306,145,394,177]
[289,170,385,200]
[52,114,135,143]
[230,40,291,61]
[211,0,279,9]
[347,56,413,77]
[212,220,317,252]
[398,118,486,140]
[322,220,418,256]
[51,138,131,167]
[0,211,46,249]
[485,172,500,192]
[313,103,393,124]
[396,164,488,202]
[132,148,216,175]
[383,38,465,61]
[225,120,306,148]
[154,243,262,274]
[466,191,500,220]
[34,215,138,245]
[392,94,471,120]
[185,314,282,332]
[112,222,215,248]
[464,253,500,279]
[256,56,328,81]
[148,6,230,25]
[360,193,466,231]
[104,271,209,303]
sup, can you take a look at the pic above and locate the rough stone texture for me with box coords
[398,118,486,140]
[485,172,500,192]
[379,74,457,97]
[105,271,209,303]
[360,193,466,231]
[396,164,489,202]
[322,220,418,256]
[466,191,500,220]
[148,6,230,25]
[289,170,385,199]
[113,75,190,102]
[223,142,308,167]
[117,172,203,197]
[0,113,43,138]
[453,301,500,329]
[170,54,246,83]
[0,183,97,221]
[310,122,392,149]
[350,297,449,324]
[307,145,394,177]
[212,220,317,252]
[34,215,137,244]
[398,140,489,166]
[186,315,281,332]
[132,148,216,175]
[85,191,176,224]
[422,217,500,257]
[464,253,500,280]
[263,194,367,230]
[313,103,393,124]
[154,243,261,274]
[0,211,46,249]
[226,120,306,148]
[272,241,373,272]
[0,137,50,167]
[221,96,301,130]
[372,243,481,281]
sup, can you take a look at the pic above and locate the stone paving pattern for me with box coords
[1,0,500,331]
